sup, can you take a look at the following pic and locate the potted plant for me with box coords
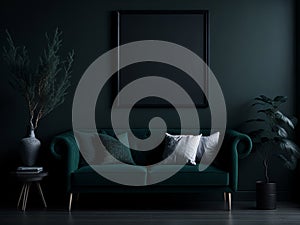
[247,95,300,209]
[3,28,74,166]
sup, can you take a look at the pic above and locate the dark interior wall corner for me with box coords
[293,0,300,202]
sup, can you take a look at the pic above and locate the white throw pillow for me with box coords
[75,131,98,163]
[197,132,220,161]
[162,133,202,165]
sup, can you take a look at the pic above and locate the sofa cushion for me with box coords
[148,165,229,186]
[74,131,98,164]
[98,133,135,165]
[162,133,201,165]
[100,129,158,165]
[75,131,134,166]
[72,164,229,187]
[196,132,220,162]
[72,165,148,186]
[98,129,225,167]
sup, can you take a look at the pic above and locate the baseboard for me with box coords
[232,190,291,201]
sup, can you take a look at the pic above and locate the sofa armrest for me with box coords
[50,131,80,192]
[225,130,252,192]
[227,130,252,159]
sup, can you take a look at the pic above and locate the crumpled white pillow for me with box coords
[162,133,202,165]
[197,132,220,162]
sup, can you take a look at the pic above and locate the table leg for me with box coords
[22,183,31,211]
[36,182,47,208]
[17,184,25,208]
[22,184,28,211]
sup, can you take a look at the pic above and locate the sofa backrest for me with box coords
[99,128,215,166]
[61,128,237,167]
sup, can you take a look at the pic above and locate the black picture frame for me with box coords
[116,10,209,108]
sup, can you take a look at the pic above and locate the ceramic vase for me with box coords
[20,128,41,166]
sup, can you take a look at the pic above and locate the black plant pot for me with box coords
[256,181,276,210]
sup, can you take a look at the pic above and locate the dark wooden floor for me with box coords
[1,202,300,225]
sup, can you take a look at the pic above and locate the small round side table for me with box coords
[12,172,48,211]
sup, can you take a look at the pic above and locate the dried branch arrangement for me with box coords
[3,28,74,130]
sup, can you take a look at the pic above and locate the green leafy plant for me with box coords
[3,28,74,131]
[247,95,300,183]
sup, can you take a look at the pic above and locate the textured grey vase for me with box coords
[20,128,41,166]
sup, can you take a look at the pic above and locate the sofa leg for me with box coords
[223,192,227,209]
[223,192,232,211]
[69,193,73,211]
[228,192,232,211]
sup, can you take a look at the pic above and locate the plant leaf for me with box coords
[277,126,288,138]
[248,129,265,137]
[257,108,274,116]
[278,154,297,170]
[274,96,287,103]
[274,110,294,129]
[255,95,273,105]
[280,139,300,157]
[251,102,265,107]
[261,137,270,143]
[246,118,265,123]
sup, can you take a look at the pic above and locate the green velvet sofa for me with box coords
[50,129,252,211]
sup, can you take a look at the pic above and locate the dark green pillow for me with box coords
[99,133,135,165]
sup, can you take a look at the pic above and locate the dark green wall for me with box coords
[0,0,297,205]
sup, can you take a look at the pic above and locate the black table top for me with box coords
[11,171,48,182]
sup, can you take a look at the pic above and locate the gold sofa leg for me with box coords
[228,192,232,210]
[223,192,232,211]
[69,193,73,211]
